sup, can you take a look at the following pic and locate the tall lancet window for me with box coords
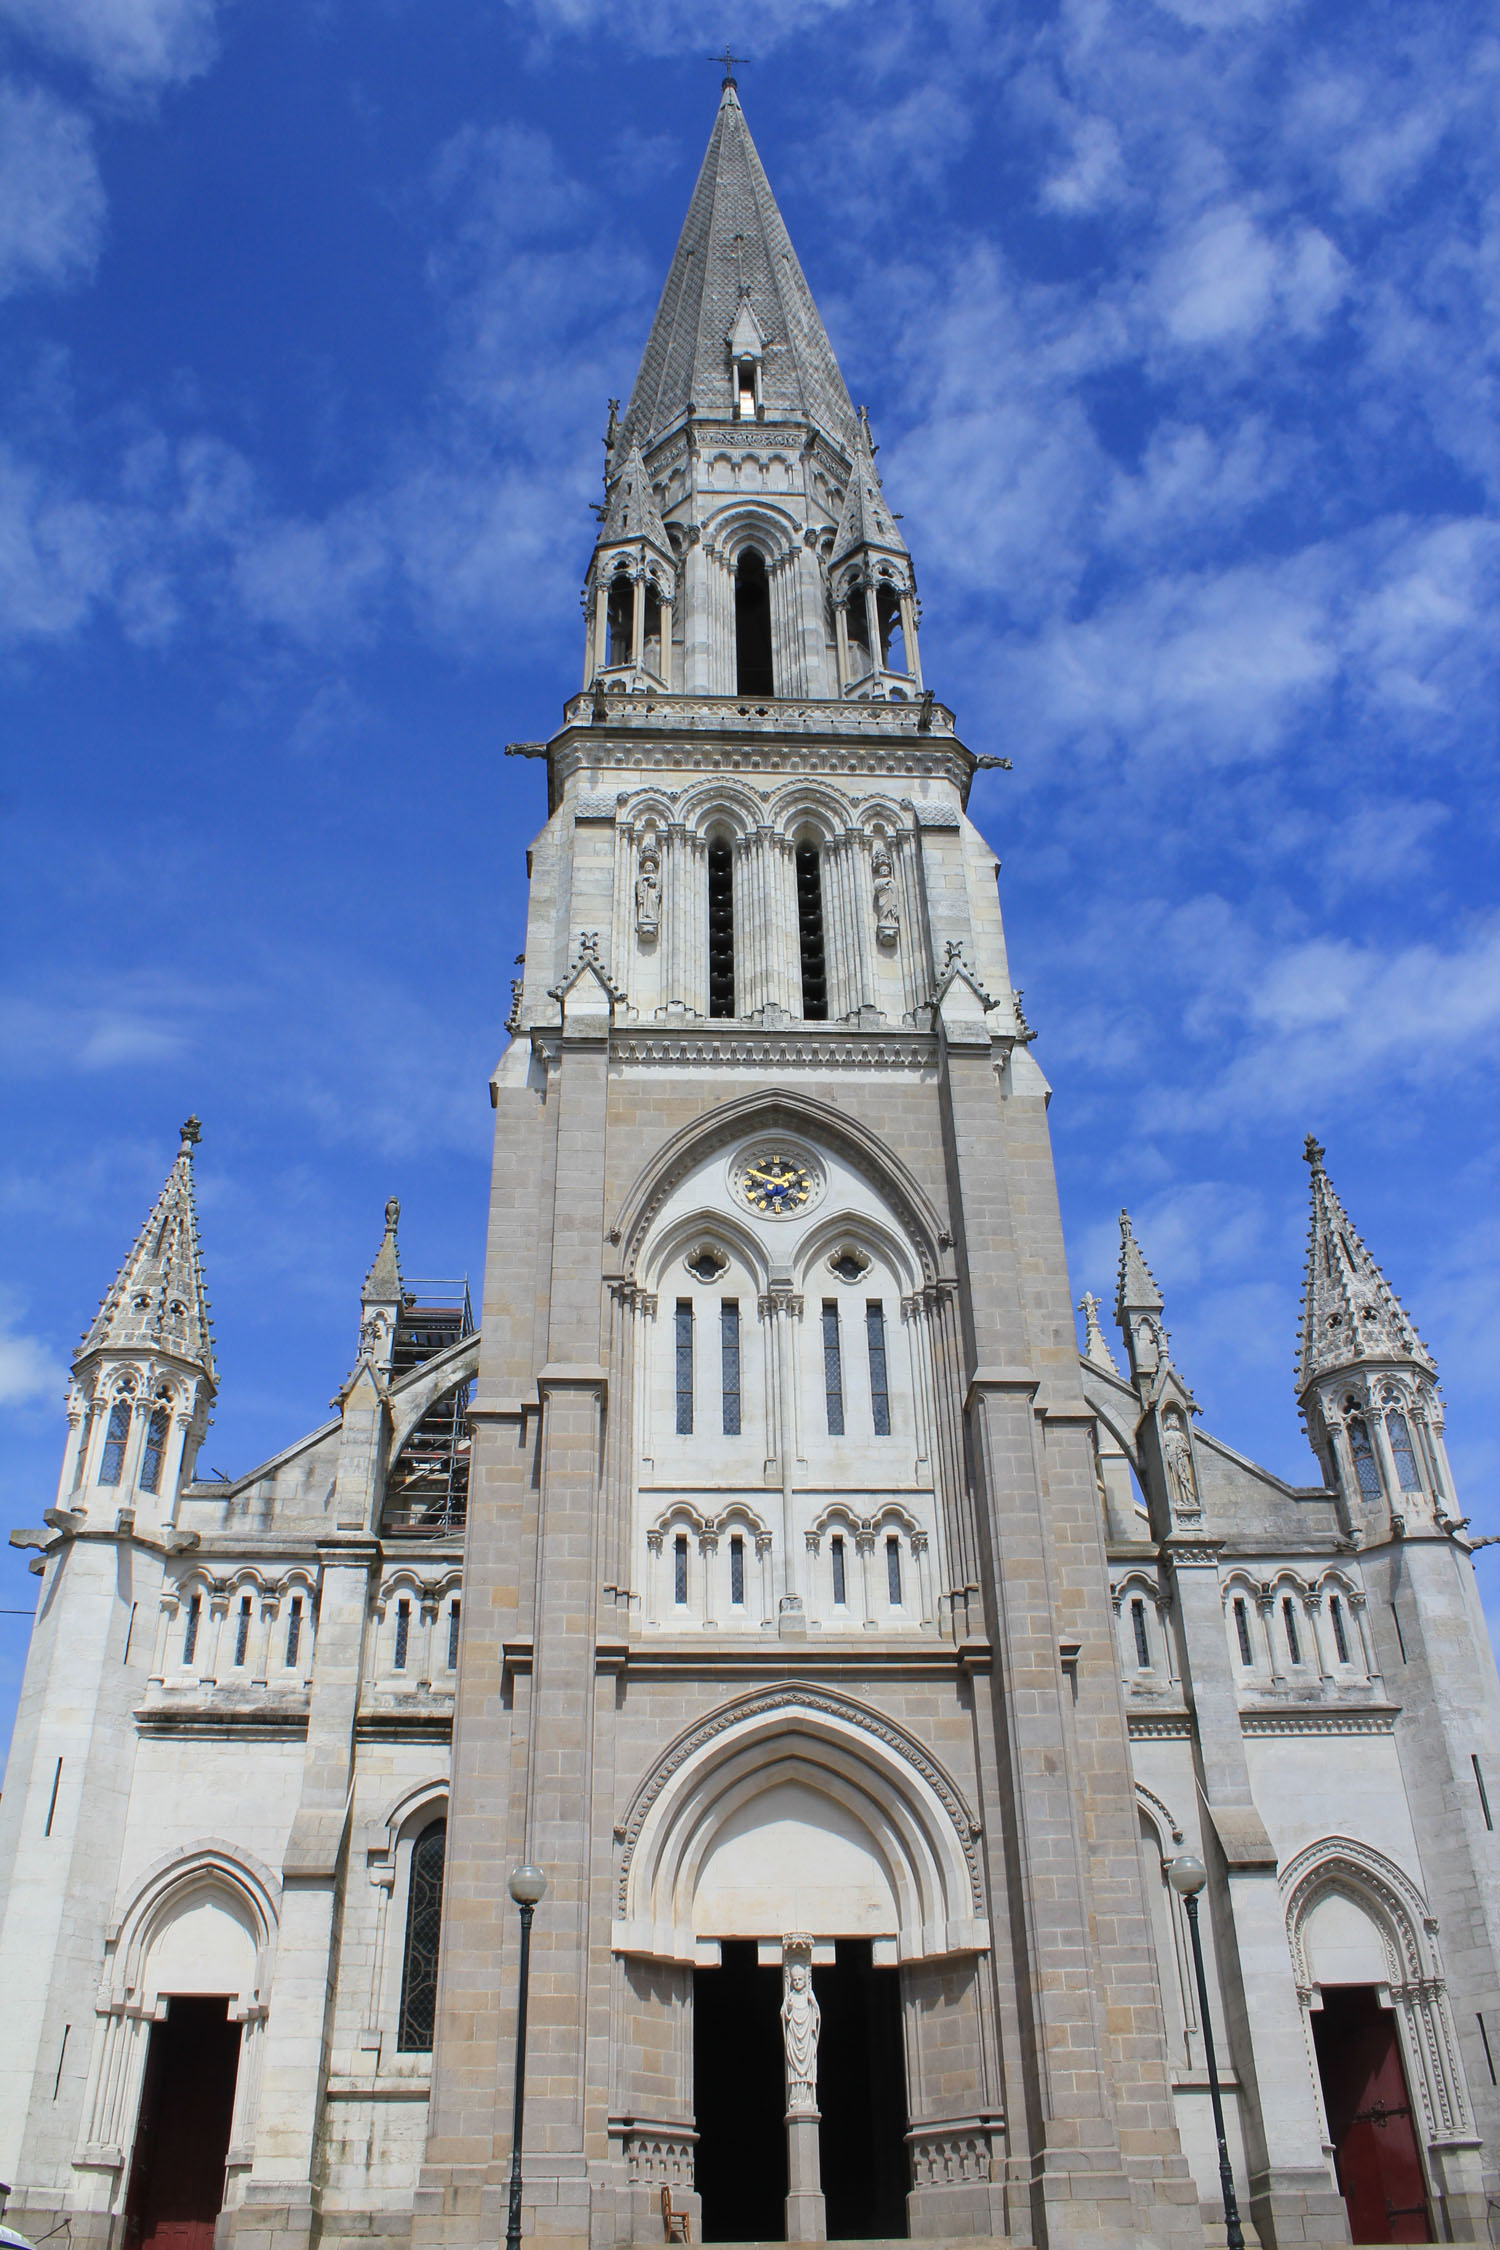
[99,1397,132,1485]
[796,845,828,1019]
[1386,1410,1422,1493]
[708,841,735,1017]
[735,550,774,696]
[606,574,632,668]
[643,583,663,676]
[139,1406,170,1494]
[1347,1413,1382,1498]
[876,584,907,673]
[398,1818,446,2052]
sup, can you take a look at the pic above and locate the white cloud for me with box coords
[0,79,105,297]
[0,1293,65,1408]
[0,0,220,95]
[1149,206,1346,348]
[1041,114,1124,215]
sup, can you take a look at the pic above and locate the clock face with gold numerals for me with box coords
[735,1148,819,1218]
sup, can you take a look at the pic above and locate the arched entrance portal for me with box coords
[615,1692,989,2244]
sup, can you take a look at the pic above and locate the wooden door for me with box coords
[1312,1986,1431,2243]
[124,1997,242,2250]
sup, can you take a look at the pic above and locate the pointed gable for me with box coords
[831,420,908,565]
[618,82,859,457]
[1298,1136,1436,1393]
[77,1117,214,1379]
[1116,1210,1164,1324]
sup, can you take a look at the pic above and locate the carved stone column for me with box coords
[780,1936,825,2242]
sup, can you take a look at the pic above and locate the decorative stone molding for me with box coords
[609,1033,938,1072]
[612,2121,697,2186]
[613,1680,986,1943]
[907,2117,1002,2187]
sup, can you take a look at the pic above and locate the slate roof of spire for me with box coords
[831,419,908,564]
[618,81,860,458]
[1298,1136,1436,1392]
[77,1117,214,1379]
[598,439,671,554]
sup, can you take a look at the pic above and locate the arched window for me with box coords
[642,582,663,676]
[875,584,906,673]
[735,550,773,696]
[1385,1411,1422,1493]
[100,1397,133,1485]
[606,574,632,668]
[796,844,828,1019]
[1347,1415,1382,1498]
[708,838,735,1016]
[844,585,870,668]
[397,1818,447,2052]
[140,1406,171,1494]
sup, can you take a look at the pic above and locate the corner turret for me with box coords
[1297,1136,1454,1535]
[59,1116,216,1531]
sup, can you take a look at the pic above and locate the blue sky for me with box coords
[2,0,1498,1754]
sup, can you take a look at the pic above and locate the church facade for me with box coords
[4,76,1500,2250]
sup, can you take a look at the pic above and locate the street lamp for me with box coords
[1169,1852,1245,2250]
[505,1863,548,2250]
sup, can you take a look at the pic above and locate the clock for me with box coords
[734,1147,820,1218]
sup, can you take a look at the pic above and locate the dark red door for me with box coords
[1312,1986,1431,2243]
[124,1996,243,2250]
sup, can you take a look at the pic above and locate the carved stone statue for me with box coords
[872,847,898,944]
[1162,1412,1199,1517]
[635,847,661,937]
[780,1958,821,2113]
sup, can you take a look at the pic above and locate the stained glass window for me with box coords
[1386,1411,1422,1493]
[139,1407,170,1494]
[398,1819,446,2052]
[100,1399,132,1485]
[1348,1416,1382,1498]
[886,1535,902,1605]
[866,1302,890,1436]
[721,1301,741,1436]
[822,1303,844,1437]
[1132,1597,1150,1669]
[1234,1598,1253,1666]
[286,1597,302,1668]
[729,1535,745,1606]
[675,1301,693,1435]
[831,1535,846,1606]
[1330,1596,1349,1665]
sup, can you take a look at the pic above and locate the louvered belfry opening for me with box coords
[796,844,828,1019]
[735,549,774,696]
[708,840,735,1016]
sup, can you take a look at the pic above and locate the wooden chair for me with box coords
[661,2183,691,2243]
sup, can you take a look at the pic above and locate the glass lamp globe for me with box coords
[508,1863,548,1907]
[1168,1852,1207,1897]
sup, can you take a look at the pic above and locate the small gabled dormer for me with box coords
[728,295,766,421]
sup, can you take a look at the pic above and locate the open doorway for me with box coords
[1312,1986,1431,2243]
[817,1940,908,2239]
[695,1942,786,2241]
[124,1996,242,2250]
[693,1940,908,2243]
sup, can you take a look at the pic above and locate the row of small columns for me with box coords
[834,578,922,692]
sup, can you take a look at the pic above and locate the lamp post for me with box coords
[504,1863,548,2250]
[1169,1852,1245,2250]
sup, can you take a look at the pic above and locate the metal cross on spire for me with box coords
[711,44,748,86]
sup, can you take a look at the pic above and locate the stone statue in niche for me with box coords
[635,846,661,938]
[1162,1410,1200,1518]
[780,1953,821,2113]
[872,847,899,945]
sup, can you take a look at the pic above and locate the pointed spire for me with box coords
[1298,1137,1436,1394]
[363,1197,404,1307]
[77,1116,214,1379]
[1116,1210,1164,1323]
[831,411,908,565]
[598,439,671,554]
[617,88,859,459]
[1078,1292,1121,1375]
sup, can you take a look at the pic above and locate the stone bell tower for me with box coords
[414,71,1205,2250]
